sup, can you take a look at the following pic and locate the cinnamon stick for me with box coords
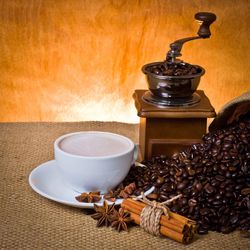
[121,198,195,244]
[125,198,196,232]
[129,212,186,243]
[128,198,195,224]
[122,199,187,234]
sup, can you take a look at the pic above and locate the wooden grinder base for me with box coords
[133,90,216,160]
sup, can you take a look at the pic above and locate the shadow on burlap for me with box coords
[0,122,249,249]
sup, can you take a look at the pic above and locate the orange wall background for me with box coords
[0,0,249,123]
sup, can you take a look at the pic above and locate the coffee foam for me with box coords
[59,133,131,157]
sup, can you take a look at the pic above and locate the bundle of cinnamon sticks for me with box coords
[121,198,196,244]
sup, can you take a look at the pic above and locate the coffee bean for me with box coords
[180,197,188,206]
[215,175,225,182]
[220,215,229,225]
[118,116,250,235]
[225,172,232,178]
[231,172,238,179]
[151,174,158,182]
[212,200,222,206]
[220,226,234,234]
[138,180,145,187]
[182,171,189,178]
[197,227,208,234]
[230,215,239,225]
[215,194,222,200]
[206,161,213,167]
[146,193,159,200]
[195,182,203,191]
[176,176,182,182]
[188,169,196,176]
[169,169,175,176]
[207,197,214,203]
[177,182,187,190]
[222,198,229,204]
[152,68,161,75]
[170,183,176,191]
[229,166,237,172]
[241,188,250,195]
[222,143,232,150]
[211,179,220,187]
[225,192,233,198]
[235,184,243,191]
[220,181,227,189]
[180,206,189,214]
[160,184,172,193]
[240,230,250,238]
[175,169,183,177]
[159,169,168,175]
[133,189,143,196]
[225,185,234,192]
[188,198,197,207]
[159,193,169,201]
[200,208,210,216]
[236,178,245,184]
[156,176,165,185]
[204,184,215,194]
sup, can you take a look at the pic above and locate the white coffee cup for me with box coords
[54,131,137,193]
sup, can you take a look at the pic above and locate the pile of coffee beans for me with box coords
[121,116,250,234]
[148,61,200,76]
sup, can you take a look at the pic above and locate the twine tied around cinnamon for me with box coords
[139,193,182,236]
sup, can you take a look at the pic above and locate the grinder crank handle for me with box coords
[195,12,217,38]
[167,12,216,62]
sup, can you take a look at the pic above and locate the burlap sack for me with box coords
[209,91,250,132]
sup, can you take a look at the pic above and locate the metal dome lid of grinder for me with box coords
[142,12,217,107]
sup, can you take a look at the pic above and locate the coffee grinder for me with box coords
[133,12,217,160]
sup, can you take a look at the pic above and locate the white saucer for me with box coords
[29,160,154,208]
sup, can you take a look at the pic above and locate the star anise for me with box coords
[111,208,132,232]
[75,191,101,203]
[118,182,137,198]
[104,190,117,202]
[124,182,136,195]
[91,201,116,227]
[118,190,130,199]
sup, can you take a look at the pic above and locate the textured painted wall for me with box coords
[0,0,249,122]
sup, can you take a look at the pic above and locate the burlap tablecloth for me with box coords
[0,122,249,249]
